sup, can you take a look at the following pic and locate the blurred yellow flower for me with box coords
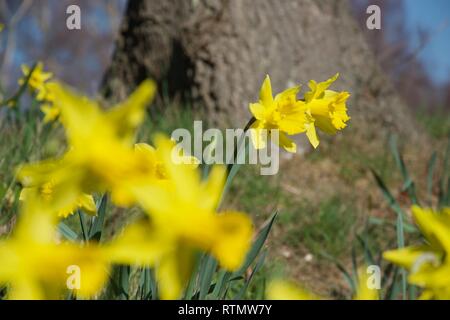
[40,103,60,123]
[303,73,350,148]
[131,135,254,299]
[266,280,320,300]
[384,206,450,299]
[249,75,307,153]
[19,62,54,103]
[0,196,108,299]
[267,267,378,300]
[16,79,157,212]
[19,180,96,218]
[353,267,379,300]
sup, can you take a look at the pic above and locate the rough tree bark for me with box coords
[101,0,425,146]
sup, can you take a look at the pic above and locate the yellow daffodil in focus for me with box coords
[19,180,96,218]
[0,195,108,299]
[303,73,350,148]
[266,280,320,300]
[131,135,254,299]
[18,62,54,102]
[16,79,157,213]
[384,206,450,299]
[249,75,308,153]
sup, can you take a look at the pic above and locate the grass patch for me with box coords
[417,109,450,139]
[284,197,357,258]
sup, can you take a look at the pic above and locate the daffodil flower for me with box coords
[248,74,350,152]
[19,180,96,218]
[129,135,254,299]
[0,196,109,299]
[303,73,351,148]
[249,75,308,153]
[384,206,450,299]
[16,79,157,213]
[18,62,54,103]
[40,103,60,123]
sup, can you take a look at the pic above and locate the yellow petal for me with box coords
[202,165,226,211]
[276,131,297,153]
[77,194,97,216]
[383,246,431,270]
[259,75,273,106]
[353,267,379,300]
[107,79,157,142]
[274,85,300,105]
[266,280,320,300]
[40,104,60,123]
[156,246,195,300]
[305,73,339,102]
[105,222,170,266]
[305,122,319,148]
[249,103,265,120]
[249,121,267,150]
[412,205,450,251]
[211,211,253,270]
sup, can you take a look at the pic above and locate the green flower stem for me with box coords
[226,116,256,174]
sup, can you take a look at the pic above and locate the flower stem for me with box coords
[226,116,256,174]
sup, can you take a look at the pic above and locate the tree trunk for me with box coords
[102,0,425,145]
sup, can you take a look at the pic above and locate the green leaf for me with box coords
[233,250,267,300]
[371,169,407,220]
[77,210,88,241]
[210,270,229,299]
[184,256,202,300]
[233,212,277,278]
[427,151,437,204]
[88,194,107,242]
[58,222,78,241]
[389,135,418,205]
[199,255,218,300]
[320,251,356,294]
[396,213,407,300]
[356,234,375,266]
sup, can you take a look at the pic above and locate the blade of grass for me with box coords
[371,169,407,220]
[233,212,277,278]
[233,250,267,300]
[77,210,88,242]
[427,152,437,205]
[199,255,218,300]
[58,222,78,241]
[396,213,407,300]
[88,194,107,242]
[389,135,418,204]
[320,251,356,294]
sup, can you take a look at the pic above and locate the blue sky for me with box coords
[403,0,450,85]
